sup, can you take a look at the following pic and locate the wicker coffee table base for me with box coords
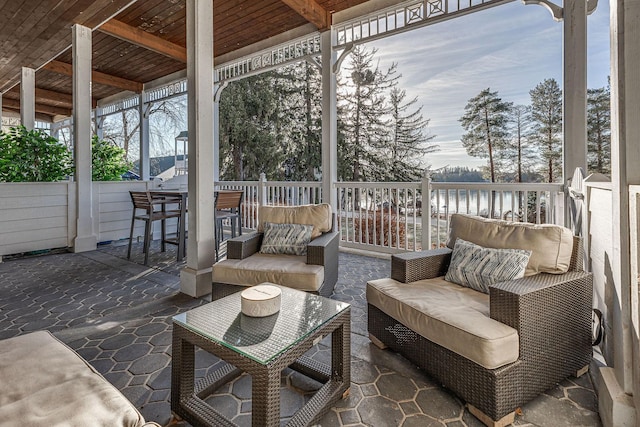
[171,309,351,427]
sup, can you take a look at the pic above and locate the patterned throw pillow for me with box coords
[445,238,532,294]
[259,222,314,256]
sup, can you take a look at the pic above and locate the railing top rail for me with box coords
[263,181,322,187]
[334,182,420,189]
[431,182,564,191]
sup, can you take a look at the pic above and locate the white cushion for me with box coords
[445,239,531,293]
[0,331,151,427]
[212,253,324,292]
[259,222,313,256]
[367,277,519,370]
[446,213,574,276]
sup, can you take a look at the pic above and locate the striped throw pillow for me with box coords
[260,222,314,256]
[445,238,532,294]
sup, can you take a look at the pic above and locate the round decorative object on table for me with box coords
[240,284,282,317]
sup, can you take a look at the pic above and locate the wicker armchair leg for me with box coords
[575,365,589,378]
[368,333,388,350]
[468,405,515,427]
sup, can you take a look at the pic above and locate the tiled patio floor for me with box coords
[0,240,601,426]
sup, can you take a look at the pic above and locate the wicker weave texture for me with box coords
[172,308,350,427]
[391,248,452,283]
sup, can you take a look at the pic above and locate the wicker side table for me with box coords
[171,286,351,426]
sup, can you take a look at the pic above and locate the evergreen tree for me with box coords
[504,104,537,183]
[338,46,398,182]
[529,78,562,182]
[587,83,611,175]
[383,86,438,181]
[219,73,282,180]
[459,88,512,184]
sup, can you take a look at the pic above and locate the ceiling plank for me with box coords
[280,0,329,30]
[98,19,186,63]
[2,97,72,117]
[35,88,73,105]
[42,60,143,92]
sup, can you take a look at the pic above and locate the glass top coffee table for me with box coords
[171,285,351,426]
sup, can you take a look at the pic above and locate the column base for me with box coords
[598,367,636,427]
[72,235,97,253]
[180,266,212,298]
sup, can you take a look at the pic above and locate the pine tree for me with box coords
[459,88,512,184]
[219,73,282,180]
[529,78,562,183]
[338,46,398,182]
[383,86,438,181]
[503,104,537,183]
[587,83,611,175]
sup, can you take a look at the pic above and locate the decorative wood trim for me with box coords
[280,0,330,30]
[98,19,187,63]
[43,60,143,92]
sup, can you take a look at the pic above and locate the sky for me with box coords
[364,0,611,171]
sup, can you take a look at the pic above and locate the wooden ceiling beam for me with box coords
[42,60,143,93]
[98,19,187,63]
[2,98,72,118]
[280,0,329,30]
[35,88,73,106]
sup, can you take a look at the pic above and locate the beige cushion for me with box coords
[367,277,519,370]
[258,204,332,239]
[0,331,152,427]
[446,213,574,276]
[212,253,324,292]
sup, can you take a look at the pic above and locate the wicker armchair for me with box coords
[367,217,593,427]
[212,205,339,300]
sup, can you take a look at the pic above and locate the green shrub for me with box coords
[0,126,74,182]
[91,136,131,181]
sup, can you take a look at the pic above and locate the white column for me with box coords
[0,94,3,128]
[598,0,640,425]
[321,30,338,210]
[20,67,35,130]
[95,107,104,140]
[71,24,97,253]
[213,83,225,184]
[139,92,151,181]
[180,0,215,297]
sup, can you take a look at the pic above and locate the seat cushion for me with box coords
[446,213,574,276]
[212,253,325,292]
[0,330,149,427]
[367,277,519,369]
[258,204,332,239]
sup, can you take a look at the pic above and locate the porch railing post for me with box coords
[421,175,431,250]
[258,173,267,207]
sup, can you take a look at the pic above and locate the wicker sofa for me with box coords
[367,214,593,427]
[212,204,339,299]
[0,330,160,427]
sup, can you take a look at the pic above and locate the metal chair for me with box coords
[127,191,184,266]
[214,190,243,260]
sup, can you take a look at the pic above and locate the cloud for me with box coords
[355,1,610,169]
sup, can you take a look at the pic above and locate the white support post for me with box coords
[139,92,151,181]
[321,30,338,211]
[563,0,588,227]
[20,67,35,130]
[598,0,640,425]
[421,175,431,250]
[0,94,3,128]
[213,83,226,184]
[95,107,104,140]
[180,0,215,297]
[71,24,97,253]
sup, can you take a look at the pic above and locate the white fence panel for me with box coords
[96,181,150,242]
[0,182,75,256]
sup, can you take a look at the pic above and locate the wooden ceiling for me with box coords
[0,0,370,122]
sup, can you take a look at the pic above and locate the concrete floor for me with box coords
[0,240,601,426]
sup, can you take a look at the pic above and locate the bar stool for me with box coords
[214,190,243,260]
[127,191,184,266]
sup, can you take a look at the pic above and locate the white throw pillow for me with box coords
[445,238,532,293]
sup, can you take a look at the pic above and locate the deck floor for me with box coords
[0,240,601,426]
